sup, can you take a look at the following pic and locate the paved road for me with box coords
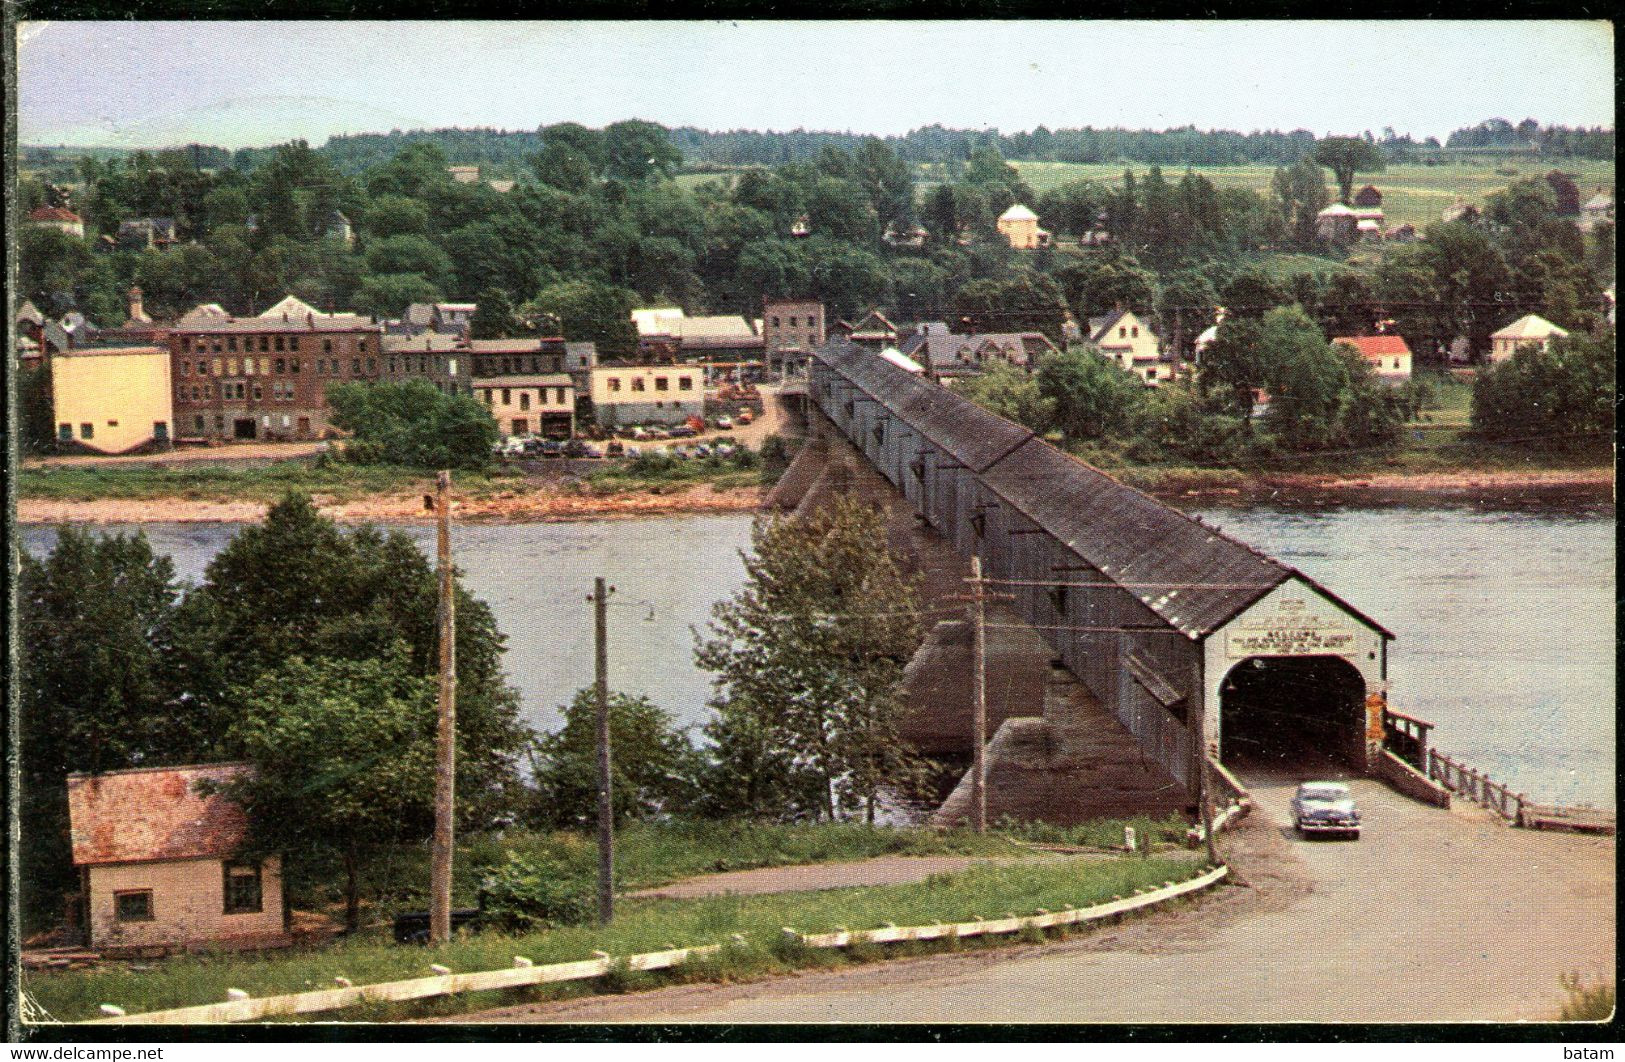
[462,773,1614,1024]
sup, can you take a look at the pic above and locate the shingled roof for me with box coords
[814,338,1391,639]
[816,339,1033,472]
[68,763,254,866]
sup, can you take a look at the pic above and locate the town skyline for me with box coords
[17,20,1616,151]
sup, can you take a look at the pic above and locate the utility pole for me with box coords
[429,471,457,945]
[590,577,615,924]
[969,556,988,833]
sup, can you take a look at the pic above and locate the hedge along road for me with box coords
[458,772,1614,1024]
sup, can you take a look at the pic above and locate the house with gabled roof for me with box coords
[997,204,1051,249]
[67,764,289,952]
[1489,314,1569,363]
[847,310,899,352]
[1089,310,1170,385]
[28,205,85,238]
[1333,334,1413,384]
[1579,190,1614,233]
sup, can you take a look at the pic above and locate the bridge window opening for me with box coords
[1219,655,1366,772]
[1048,584,1068,613]
[872,424,885,445]
[970,512,986,539]
[910,458,925,480]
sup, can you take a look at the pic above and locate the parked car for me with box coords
[605,440,625,457]
[644,427,670,440]
[668,425,697,438]
[537,439,565,458]
[562,439,589,458]
[736,409,754,425]
[629,426,649,440]
[1290,781,1362,839]
[715,416,733,431]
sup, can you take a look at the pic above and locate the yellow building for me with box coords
[590,364,704,426]
[52,345,174,453]
[1489,314,1569,363]
[997,204,1051,249]
[474,374,575,437]
[1089,310,1169,384]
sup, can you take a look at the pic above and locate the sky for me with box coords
[15,20,1616,150]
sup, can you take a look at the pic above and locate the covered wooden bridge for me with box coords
[803,338,1394,804]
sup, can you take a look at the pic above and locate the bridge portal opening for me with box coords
[1219,655,1366,772]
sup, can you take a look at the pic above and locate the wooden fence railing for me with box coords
[1428,749,1526,823]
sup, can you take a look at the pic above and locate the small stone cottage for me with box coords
[67,763,289,952]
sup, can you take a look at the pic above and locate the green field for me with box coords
[1007,159,1617,230]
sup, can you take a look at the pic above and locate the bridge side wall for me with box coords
[809,361,1202,795]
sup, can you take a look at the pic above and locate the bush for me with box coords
[1471,333,1614,442]
[759,434,798,480]
[479,852,595,931]
[327,379,498,470]
[1128,383,1247,465]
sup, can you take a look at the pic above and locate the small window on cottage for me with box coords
[679,377,693,391]
[608,377,622,393]
[1119,327,1127,339]
[115,889,154,922]
[1131,327,1139,338]
[58,424,72,442]
[632,377,646,392]
[502,389,512,406]
[223,861,262,914]
[655,377,669,391]
[80,423,94,440]
[519,392,531,412]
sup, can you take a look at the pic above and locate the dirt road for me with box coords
[461,773,1613,1024]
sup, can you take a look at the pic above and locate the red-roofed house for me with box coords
[1333,334,1413,384]
[67,763,289,952]
[28,206,85,238]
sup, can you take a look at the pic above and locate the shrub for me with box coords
[479,852,595,931]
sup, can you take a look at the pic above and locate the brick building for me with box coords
[762,297,825,377]
[169,296,383,441]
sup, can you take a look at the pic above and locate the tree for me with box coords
[189,494,528,824]
[696,500,927,822]
[1271,158,1330,246]
[364,235,454,289]
[955,361,1053,431]
[18,528,196,929]
[528,689,699,829]
[469,286,521,339]
[603,119,682,184]
[1471,333,1614,441]
[954,270,1067,339]
[526,279,640,360]
[353,273,443,320]
[213,651,437,929]
[327,378,499,470]
[1313,136,1386,204]
[531,122,607,192]
[1035,346,1146,441]
[1256,306,1352,451]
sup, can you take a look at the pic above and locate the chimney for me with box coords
[127,285,150,324]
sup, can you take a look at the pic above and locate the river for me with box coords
[20,500,1614,806]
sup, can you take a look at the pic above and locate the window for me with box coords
[194,415,205,433]
[1119,327,1127,339]
[655,377,669,391]
[970,512,986,539]
[502,388,512,405]
[289,336,300,352]
[276,358,286,374]
[1131,326,1139,338]
[107,420,119,428]
[910,457,925,480]
[228,358,240,376]
[351,358,361,374]
[213,358,224,376]
[1048,584,1069,614]
[80,423,94,440]
[872,423,885,445]
[223,861,262,914]
[244,358,255,376]
[530,356,540,373]
[58,424,71,441]
[259,358,269,375]
[227,336,238,352]
[180,360,190,376]
[632,377,646,392]
[368,358,377,374]
[259,336,269,352]
[274,335,285,352]
[358,340,368,353]
[555,388,567,405]
[196,340,208,353]
[519,392,531,411]
[290,358,300,374]
[607,377,621,393]
[323,339,333,353]
[199,360,210,375]
[679,377,693,391]
[115,890,154,922]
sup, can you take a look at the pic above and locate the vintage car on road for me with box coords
[1290,781,1362,839]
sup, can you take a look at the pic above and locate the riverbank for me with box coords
[17,481,769,525]
[17,467,1612,525]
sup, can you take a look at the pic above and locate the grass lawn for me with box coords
[16,460,530,505]
[24,824,1203,1023]
[578,454,765,494]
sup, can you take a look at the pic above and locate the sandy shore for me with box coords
[17,468,1612,525]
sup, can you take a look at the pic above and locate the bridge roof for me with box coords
[816,340,1034,472]
[814,339,1392,640]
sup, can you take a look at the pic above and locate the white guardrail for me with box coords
[87,863,1228,1025]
